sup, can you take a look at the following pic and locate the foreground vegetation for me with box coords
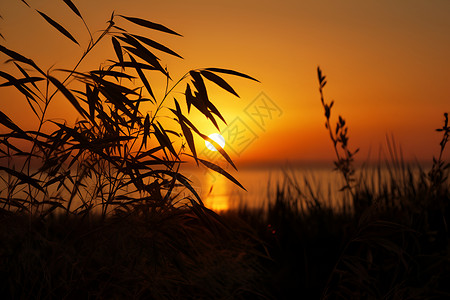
[2,68,448,299]
[220,71,449,299]
[1,2,449,299]
[225,126,450,299]
[1,121,448,299]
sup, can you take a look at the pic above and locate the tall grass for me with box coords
[223,69,449,299]
[0,206,270,299]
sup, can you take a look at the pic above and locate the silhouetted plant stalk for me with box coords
[0,1,257,217]
[317,67,359,202]
[428,112,449,191]
[315,68,449,300]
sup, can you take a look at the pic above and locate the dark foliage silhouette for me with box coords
[0,1,258,218]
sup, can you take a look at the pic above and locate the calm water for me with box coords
[179,163,428,212]
[180,165,352,211]
[1,163,428,213]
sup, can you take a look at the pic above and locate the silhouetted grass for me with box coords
[3,146,448,299]
[0,206,269,299]
[219,71,449,299]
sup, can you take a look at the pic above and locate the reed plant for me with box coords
[222,69,449,299]
[0,2,269,299]
[227,69,450,299]
[0,1,255,218]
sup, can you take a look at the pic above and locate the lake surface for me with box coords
[2,165,340,212]
[1,162,428,213]
[179,163,429,212]
[179,164,353,211]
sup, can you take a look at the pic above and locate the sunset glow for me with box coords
[0,0,449,166]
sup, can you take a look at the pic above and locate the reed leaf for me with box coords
[47,75,87,118]
[0,139,24,154]
[123,45,167,77]
[128,54,155,100]
[190,70,226,126]
[142,113,150,148]
[197,157,245,190]
[62,0,82,19]
[0,76,44,87]
[0,45,45,75]
[89,70,135,80]
[204,67,259,82]
[20,0,30,7]
[0,166,44,192]
[13,62,41,90]
[0,70,36,100]
[135,146,164,160]
[188,73,220,129]
[173,99,197,160]
[152,122,179,159]
[132,34,183,58]
[118,15,182,36]
[0,110,27,135]
[111,36,124,68]
[85,84,98,124]
[200,70,239,97]
[36,10,79,45]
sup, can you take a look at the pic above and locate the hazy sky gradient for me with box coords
[1,0,449,166]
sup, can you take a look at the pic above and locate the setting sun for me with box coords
[205,133,226,151]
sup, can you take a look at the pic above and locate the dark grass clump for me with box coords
[223,151,449,299]
[0,207,268,299]
[222,183,356,299]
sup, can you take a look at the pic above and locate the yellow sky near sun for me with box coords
[0,0,449,166]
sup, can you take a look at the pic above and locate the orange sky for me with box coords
[0,0,449,167]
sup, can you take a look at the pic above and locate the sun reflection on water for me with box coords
[202,171,230,211]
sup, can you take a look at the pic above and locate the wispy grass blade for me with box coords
[204,67,260,82]
[197,157,246,190]
[36,10,79,45]
[200,70,239,97]
[119,15,182,36]
[47,75,87,118]
[62,0,82,19]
